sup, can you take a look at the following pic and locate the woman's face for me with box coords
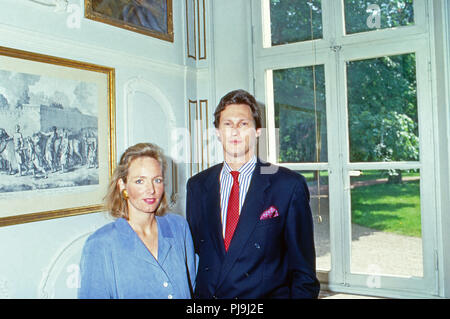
[119,156,164,216]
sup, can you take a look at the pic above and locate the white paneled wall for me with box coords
[0,0,188,298]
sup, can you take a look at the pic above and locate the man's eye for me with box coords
[155,178,163,183]
[135,179,144,184]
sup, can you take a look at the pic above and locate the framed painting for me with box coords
[85,0,174,42]
[0,46,116,227]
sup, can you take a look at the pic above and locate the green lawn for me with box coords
[298,169,422,237]
[351,169,420,182]
[351,180,421,237]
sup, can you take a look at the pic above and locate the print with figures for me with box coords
[0,46,115,226]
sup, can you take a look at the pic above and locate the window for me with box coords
[273,65,327,163]
[269,0,323,46]
[344,0,414,34]
[253,0,437,296]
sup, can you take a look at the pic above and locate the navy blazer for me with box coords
[186,159,320,299]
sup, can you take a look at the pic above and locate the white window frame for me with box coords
[251,0,440,298]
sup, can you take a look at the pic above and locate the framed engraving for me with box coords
[0,46,116,226]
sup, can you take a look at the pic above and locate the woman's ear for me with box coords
[118,178,125,192]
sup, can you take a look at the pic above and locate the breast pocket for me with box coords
[256,216,281,227]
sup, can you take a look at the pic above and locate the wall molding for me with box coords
[38,230,93,298]
[0,23,187,74]
[123,76,177,146]
[123,77,179,206]
[185,0,207,61]
[186,0,197,59]
[187,98,215,177]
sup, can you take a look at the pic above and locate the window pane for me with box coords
[350,169,423,278]
[270,0,323,46]
[273,65,327,163]
[347,53,419,162]
[298,170,330,272]
[344,0,414,35]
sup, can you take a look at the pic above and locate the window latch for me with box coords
[330,45,342,52]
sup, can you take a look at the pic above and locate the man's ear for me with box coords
[215,128,222,142]
[256,128,262,138]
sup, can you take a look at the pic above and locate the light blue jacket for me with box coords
[78,213,197,299]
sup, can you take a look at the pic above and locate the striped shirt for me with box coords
[219,156,257,237]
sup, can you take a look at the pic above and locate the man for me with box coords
[13,124,25,176]
[42,126,59,172]
[186,89,320,299]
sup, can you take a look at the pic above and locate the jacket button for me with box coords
[204,267,209,271]
[254,243,261,249]
[244,272,249,277]
[212,295,217,299]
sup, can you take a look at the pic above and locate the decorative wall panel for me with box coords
[186,0,207,61]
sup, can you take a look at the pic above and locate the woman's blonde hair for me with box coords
[104,143,168,219]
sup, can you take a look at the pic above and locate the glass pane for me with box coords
[350,169,423,278]
[298,170,330,272]
[347,53,419,162]
[273,65,327,163]
[344,0,414,35]
[270,0,323,46]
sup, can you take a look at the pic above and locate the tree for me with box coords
[270,0,322,46]
[347,54,419,172]
[269,1,418,183]
[344,0,414,34]
[273,64,327,163]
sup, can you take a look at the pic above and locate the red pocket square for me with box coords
[260,206,279,220]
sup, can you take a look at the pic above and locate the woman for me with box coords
[78,143,196,299]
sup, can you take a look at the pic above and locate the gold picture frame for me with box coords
[0,46,116,227]
[85,0,174,42]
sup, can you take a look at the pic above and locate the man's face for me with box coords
[216,103,261,162]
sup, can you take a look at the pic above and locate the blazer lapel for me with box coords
[216,160,271,289]
[115,218,160,267]
[202,164,226,260]
[156,216,174,267]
